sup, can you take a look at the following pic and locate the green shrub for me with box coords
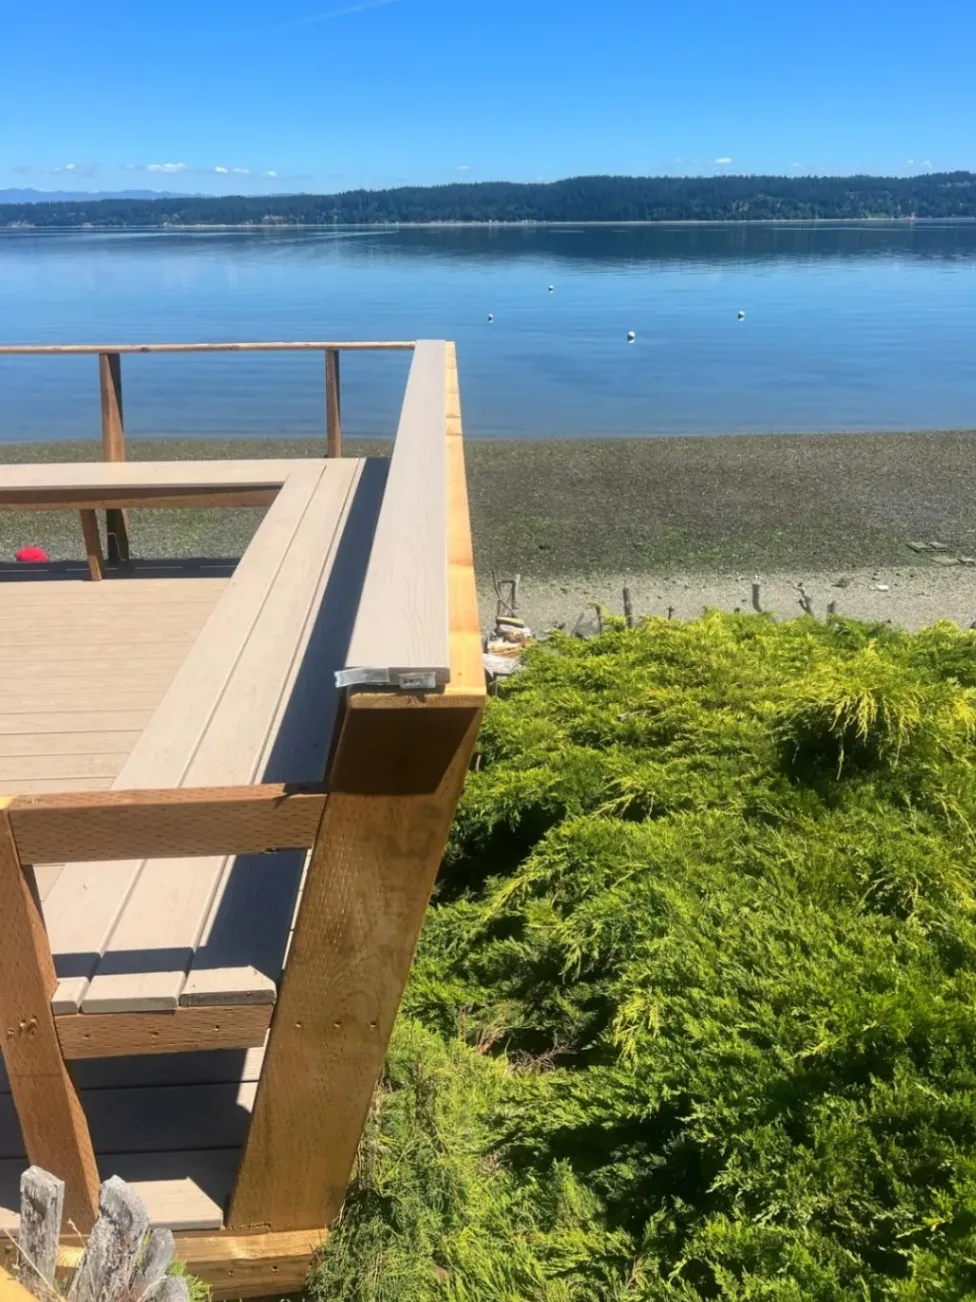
[313,614,976,1300]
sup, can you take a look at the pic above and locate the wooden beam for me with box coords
[6,784,326,866]
[0,1265,40,1302]
[98,351,129,565]
[55,1004,271,1060]
[78,511,104,582]
[170,1228,328,1299]
[325,349,342,458]
[0,342,413,355]
[228,343,485,1234]
[0,809,99,1231]
[0,487,279,511]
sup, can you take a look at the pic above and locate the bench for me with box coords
[0,342,483,1277]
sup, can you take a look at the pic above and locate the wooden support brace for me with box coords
[325,350,342,459]
[0,810,99,1231]
[6,783,326,866]
[78,511,103,582]
[98,352,130,564]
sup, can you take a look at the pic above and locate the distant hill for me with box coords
[0,188,195,204]
[2,173,975,227]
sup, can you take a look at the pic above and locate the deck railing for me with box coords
[0,339,416,560]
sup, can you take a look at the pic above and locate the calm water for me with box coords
[0,223,974,442]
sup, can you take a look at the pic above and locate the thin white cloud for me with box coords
[214,166,229,174]
[146,162,188,173]
[713,157,733,166]
[46,162,98,176]
[456,164,470,171]
[292,0,397,26]
[231,167,250,175]
[263,170,278,178]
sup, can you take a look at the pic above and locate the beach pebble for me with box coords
[960,556,976,566]
[874,584,890,592]
[929,541,949,551]
[834,576,851,588]
[932,554,960,566]
[907,541,930,553]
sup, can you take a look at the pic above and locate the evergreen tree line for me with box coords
[2,172,976,227]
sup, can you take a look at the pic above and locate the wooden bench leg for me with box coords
[78,510,104,581]
[105,509,130,565]
[0,809,99,1231]
[227,698,482,1232]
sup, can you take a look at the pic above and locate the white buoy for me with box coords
[548,285,554,293]
[627,330,637,342]
[737,310,745,320]
[488,313,494,323]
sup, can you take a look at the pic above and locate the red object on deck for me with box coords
[15,546,49,563]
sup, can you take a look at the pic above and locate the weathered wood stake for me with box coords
[325,349,342,458]
[98,352,130,564]
[623,587,634,628]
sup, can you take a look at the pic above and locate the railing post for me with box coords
[98,351,130,564]
[325,349,342,458]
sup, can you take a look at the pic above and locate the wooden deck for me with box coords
[0,342,485,1294]
[0,574,227,799]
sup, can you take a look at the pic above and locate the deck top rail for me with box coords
[0,340,415,354]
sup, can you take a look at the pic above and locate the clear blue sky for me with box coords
[2,0,973,195]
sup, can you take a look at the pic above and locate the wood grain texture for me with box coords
[55,1005,271,1059]
[0,1265,38,1302]
[170,1228,327,1298]
[0,812,99,1230]
[8,785,325,866]
[229,347,482,1230]
[81,461,361,1014]
[78,512,104,582]
[344,340,450,687]
[325,350,341,458]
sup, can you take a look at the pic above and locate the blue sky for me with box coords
[2,0,974,195]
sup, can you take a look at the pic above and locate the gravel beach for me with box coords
[4,431,976,633]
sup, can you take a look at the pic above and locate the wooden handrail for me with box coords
[0,341,415,354]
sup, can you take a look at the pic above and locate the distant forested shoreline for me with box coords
[2,172,976,228]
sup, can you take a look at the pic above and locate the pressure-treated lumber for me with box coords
[98,351,129,564]
[0,811,99,1230]
[55,1005,271,1060]
[0,1266,36,1302]
[7,784,326,866]
[325,349,341,458]
[229,343,485,1232]
[78,512,103,582]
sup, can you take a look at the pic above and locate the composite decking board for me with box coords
[33,863,65,901]
[0,1150,238,1233]
[0,779,115,795]
[80,459,364,1013]
[0,1042,266,1094]
[43,466,327,1015]
[0,712,154,735]
[0,1081,256,1162]
[344,340,450,684]
[0,755,130,782]
[0,733,141,758]
[0,459,309,492]
[182,459,377,1006]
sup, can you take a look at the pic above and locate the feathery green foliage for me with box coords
[311,614,976,1300]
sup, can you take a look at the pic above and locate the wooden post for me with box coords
[227,699,482,1232]
[229,341,484,1234]
[0,811,99,1231]
[623,586,634,628]
[98,352,130,564]
[78,511,103,582]
[325,349,342,458]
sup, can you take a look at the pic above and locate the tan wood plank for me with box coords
[0,692,172,715]
[1,1043,266,1094]
[0,712,153,735]
[0,734,139,759]
[0,811,99,1229]
[344,341,450,688]
[170,1227,328,1298]
[34,863,64,900]
[0,459,313,490]
[0,340,413,354]
[41,467,325,1014]
[85,462,362,1013]
[3,488,279,511]
[56,1005,271,1059]
[0,779,115,795]
[0,755,129,782]
[0,1264,39,1302]
[0,579,228,605]
[9,784,325,865]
